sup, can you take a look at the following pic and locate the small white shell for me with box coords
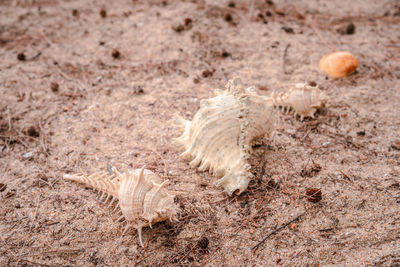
[272,83,328,121]
[63,166,179,247]
[174,77,275,195]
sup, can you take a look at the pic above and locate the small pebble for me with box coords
[26,126,39,137]
[281,26,294,33]
[72,9,79,17]
[133,85,144,95]
[224,13,233,22]
[197,237,209,250]
[356,130,366,136]
[23,151,34,159]
[111,49,120,59]
[184,18,192,26]
[337,23,355,35]
[221,51,231,58]
[201,70,213,78]
[391,141,400,150]
[17,53,26,61]
[322,141,330,147]
[50,82,59,92]
[306,188,322,203]
[172,24,184,33]
[100,8,107,18]
[308,81,317,87]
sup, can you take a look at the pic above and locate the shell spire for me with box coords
[63,166,179,247]
[271,83,328,121]
[174,77,275,195]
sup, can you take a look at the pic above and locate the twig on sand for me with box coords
[252,212,305,251]
[282,44,291,74]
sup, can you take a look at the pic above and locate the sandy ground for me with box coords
[1,0,400,266]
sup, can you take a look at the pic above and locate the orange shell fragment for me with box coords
[318,51,359,78]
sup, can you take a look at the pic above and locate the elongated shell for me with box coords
[319,51,359,78]
[174,77,275,195]
[272,83,328,121]
[63,166,179,247]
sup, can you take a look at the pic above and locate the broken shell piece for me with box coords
[318,51,359,78]
[174,77,275,195]
[272,83,328,121]
[63,166,179,247]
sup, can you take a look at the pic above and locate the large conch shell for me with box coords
[271,83,328,121]
[63,166,179,247]
[174,77,275,195]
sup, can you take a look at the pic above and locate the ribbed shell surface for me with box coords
[174,77,275,195]
[63,167,179,246]
[272,83,328,120]
[118,169,154,225]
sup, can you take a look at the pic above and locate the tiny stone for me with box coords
[306,188,322,203]
[308,81,317,87]
[346,23,355,34]
[356,130,366,136]
[224,13,233,22]
[27,126,39,137]
[337,22,356,35]
[99,8,107,18]
[281,26,294,33]
[50,82,59,92]
[184,18,192,26]
[133,85,144,94]
[201,70,213,78]
[173,24,184,33]
[197,237,209,250]
[72,9,79,17]
[17,53,26,61]
[23,151,34,159]
[391,141,400,150]
[322,141,330,147]
[111,49,120,59]
[221,51,230,58]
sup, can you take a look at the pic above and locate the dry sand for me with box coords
[0,0,399,266]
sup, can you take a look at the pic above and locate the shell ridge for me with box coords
[174,77,275,195]
[63,171,118,197]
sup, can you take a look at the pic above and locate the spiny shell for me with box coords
[272,83,328,121]
[319,51,359,78]
[174,77,275,195]
[63,166,179,247]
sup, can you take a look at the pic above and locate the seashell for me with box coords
[174,77,275,195]
[272,83,328,121]
[63,166,179,247]
[318,51,359,78]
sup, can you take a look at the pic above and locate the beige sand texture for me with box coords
[0,0,399,266]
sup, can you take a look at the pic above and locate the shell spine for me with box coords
[174,77,275,195]
[63,166,179,247]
